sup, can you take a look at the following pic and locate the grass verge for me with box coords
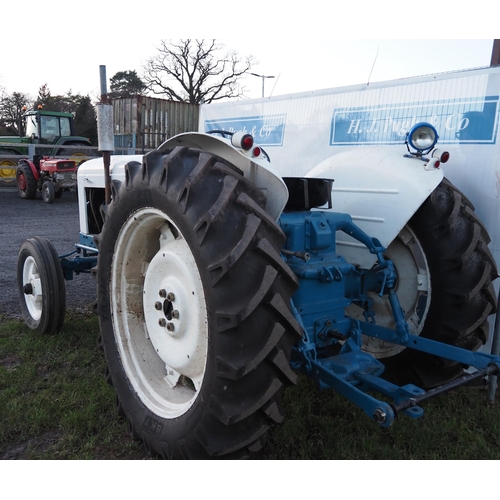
[0,310,149,459]
[2,309,500,460]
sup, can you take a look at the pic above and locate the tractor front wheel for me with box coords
[97,147,301,459]
[17,236,66,334]
[42,181,55,203]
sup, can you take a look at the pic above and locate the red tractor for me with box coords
[16,156,78,203]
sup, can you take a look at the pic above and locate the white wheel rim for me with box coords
[110,208,208,419]
[22,256,43,321]
[348,225,431,358]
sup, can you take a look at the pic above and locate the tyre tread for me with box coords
[99,147,301,459]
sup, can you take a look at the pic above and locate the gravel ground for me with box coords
[0,184,96,319]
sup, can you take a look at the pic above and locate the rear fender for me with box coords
[55,137,93,147]
[19,159,40,182]
[159,133,288,220]
[306,147,444,268]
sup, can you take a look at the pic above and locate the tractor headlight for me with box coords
[407,122,438,153]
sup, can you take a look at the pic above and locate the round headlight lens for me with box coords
[407,123,438,152]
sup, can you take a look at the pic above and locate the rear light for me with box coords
[252,146,261,157]
[231,131,254,150]
[425,158,441,170]
[432,148,450,163]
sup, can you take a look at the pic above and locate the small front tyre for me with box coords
[98,147,301,459]
[42,181,55,203]
[17,236,66,334]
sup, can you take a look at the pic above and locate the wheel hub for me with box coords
[18,173,27,191]
[111,208,208,418]
[22,256,43,321]
[348,225,431,358]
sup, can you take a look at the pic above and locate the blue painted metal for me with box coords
[406,122,439,152]
[59,245,98,281]
[280,209,500,426]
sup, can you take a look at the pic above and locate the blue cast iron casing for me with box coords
[280,211,379,350]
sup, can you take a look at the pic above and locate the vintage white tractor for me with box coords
[17,123,500,459]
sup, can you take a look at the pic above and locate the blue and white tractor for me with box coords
[17,123,500,459]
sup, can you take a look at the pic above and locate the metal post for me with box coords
[487,299,500,403]
[96,65,114,205]
[28,144,35,161]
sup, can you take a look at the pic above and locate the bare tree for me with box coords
[0,91,33,135]
[143,39,254,104]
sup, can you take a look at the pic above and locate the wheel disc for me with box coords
[111,207,208,419]
[349,225,431,358]
[70,152,88,166]
[18,172,27,191]
[0,159,17,180]
[22,255,43,321]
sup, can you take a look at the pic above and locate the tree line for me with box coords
[0,40,255,143]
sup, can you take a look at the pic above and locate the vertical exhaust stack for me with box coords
[96,65,114,205]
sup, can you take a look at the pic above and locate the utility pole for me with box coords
[250,73,275,98]
[490,39,500,66]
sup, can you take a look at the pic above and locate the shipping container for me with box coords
[113,96,199,153]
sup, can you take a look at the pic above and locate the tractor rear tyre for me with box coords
[1,161,17,182]
[58,146,94,166]
[97,147,302,459]
[42,181,55,203]
[17,236,66,335]
[16,162,37,199]
[382,178,498,388]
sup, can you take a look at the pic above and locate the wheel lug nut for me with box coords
[155,301,162,310]
[167,292,175,302]
[172,310,179,319]
[166,323,175,332]
[159,289,167,298]
[158,318,166,327]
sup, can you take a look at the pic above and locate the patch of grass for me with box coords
[0,310,149,459]
[259,375,500,460]
[2,310,500,459]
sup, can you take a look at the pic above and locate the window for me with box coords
[60,117,71,137]
[25,116,38,138]
[40,116,59,141]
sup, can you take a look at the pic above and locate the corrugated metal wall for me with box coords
[113,96,199,152]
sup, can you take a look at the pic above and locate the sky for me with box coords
[1,3,497,102]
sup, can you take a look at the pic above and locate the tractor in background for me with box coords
[16,156,77,203]
[0,108,94,182]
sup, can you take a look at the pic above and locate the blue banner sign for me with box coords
[330,96,499,146]
[204,114,287,146]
